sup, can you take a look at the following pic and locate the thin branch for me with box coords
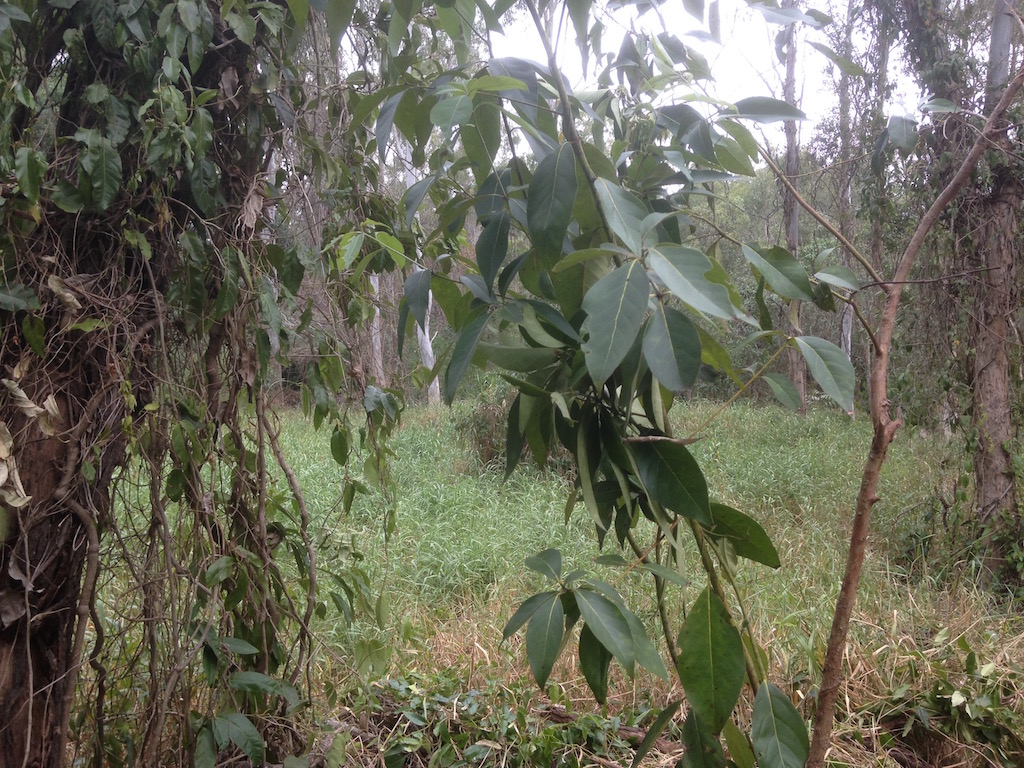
[759,149,885,287]
[806,56,1024,768]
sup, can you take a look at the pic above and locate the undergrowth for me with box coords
[274,398,1024,766]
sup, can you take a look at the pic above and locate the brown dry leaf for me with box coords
[241,186,263,230]
[0,421,11,460]
[47,274,83,309]
[2,379,44,418]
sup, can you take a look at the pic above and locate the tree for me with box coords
[0,2,390,764]
[893,0,1022,577]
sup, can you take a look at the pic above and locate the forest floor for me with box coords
[276,394,1024,767]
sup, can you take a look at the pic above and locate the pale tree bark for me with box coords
[781,0,806,413]
[368,274,387,387]
[397,140,441,405]
[970,0,1020,573]
[836,0,856,417]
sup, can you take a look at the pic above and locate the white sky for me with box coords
[490,0,921,144]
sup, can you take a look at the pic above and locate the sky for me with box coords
[489,0,921,147]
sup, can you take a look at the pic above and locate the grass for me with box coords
[273,397,1024,766]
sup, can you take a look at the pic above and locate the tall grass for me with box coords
[276,397,1024,762]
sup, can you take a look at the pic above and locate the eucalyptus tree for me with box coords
[878,0,1024,577]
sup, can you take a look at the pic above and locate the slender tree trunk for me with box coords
[368,274,387,387]
[781,0,806,413]
[837,0,856,416]
[969,167,1021,569]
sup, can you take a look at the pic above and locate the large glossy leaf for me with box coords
[622,603,669,679]
[648,245,737,319]
[752,682,809,768]
[593,178,648,256]
[80,136,122,211]
[526,592,564,688]
[633,442,711,526]
[723,719,756,768]
[503,590,557,639]
[15,147,44,204]
[794,336,854,411]
[813,265,861,291]
[741,245,813,301]
[525,548,562,581]
[679,711,727,768]
[887,115,918,151]
[444,310,489,404]
[229,671,300,708]
[463,98,501,182]
[642,304,701,393]
[581,261,649,387]
[474,343,558,372]
[706,503,780,568]
[404,268,431,331]
[476,212,510,290]
[731,96,806,122]
[574,588,635,674]
[762,372,801,411]
[212,713,264,765]
[579,623,612,704]
[527,142,577,255]
[676,587,745,733]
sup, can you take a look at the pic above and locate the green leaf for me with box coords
[403,175,434,228]
[593,178,648,256]
[462,98,501,182]
[581,261,650,387]
[326,0,356,51]
[444,310,489,404]
[723,719,755,768]
[431,93,472,133]
[527,143,577,255]
[212,713,264,765]
[476,213,510,291]
[525,548,562,581]
[887,115,918,152]
[633,442,711,526]
[682,0,703,20]
[230,671,301,708]
[503,590,557,639]
[706,503,780,568]
[0,283,40,311]
[741,245,813,301]
[679,712,727,768]
[731,97,806,123]
[575,588,635,674]
[622,604,669,679]
[195,725,217,768]
[676,587,745,733]
[21,315,46,356]
[794,336,854,411]
[80,136,122,211]
[330,427,350,466]
[807,41,866,77]
[225,10,257,45]
[751,682,809,768]
[525,592,564,688]
[15,147,45,204]
[579,623,612,704]
[221,636,260,655]
[474,343,558,373]
[762,372,801,411]
[813,266,860,291]
[648,245,738,320]
[404,269,431,331]
[642,304,701,393]
[630,700,682,768]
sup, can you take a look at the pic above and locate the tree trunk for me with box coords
[969,166,1021,573]
[781,0,806,413]
[1,381,123,766]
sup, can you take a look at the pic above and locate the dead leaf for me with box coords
[2,379,44,418]
[0,421,11,460]
[241,186,263,230]
[47,275,83,310]
[0,590,25,627]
